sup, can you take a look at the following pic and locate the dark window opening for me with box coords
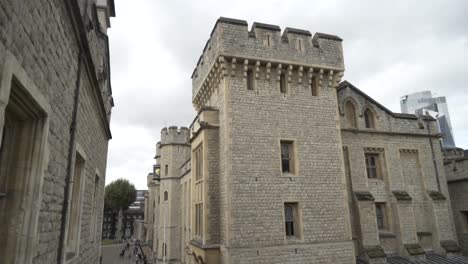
[364,109,375,128]
[284,203,299,237]
[280,73,287,93]
[375,203,386,229]
[281,141,294,174]
[365,153,379,179]
[311,77,318,96]
[247,69,254,90]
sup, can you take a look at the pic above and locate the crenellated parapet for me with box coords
[191,17,345,110]
[160,126,190,146]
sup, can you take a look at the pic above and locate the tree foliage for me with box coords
[104,178,137,212]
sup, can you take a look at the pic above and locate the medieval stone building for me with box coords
[0,0,115,263]
[145,17,467,264]
[444,148,468,256]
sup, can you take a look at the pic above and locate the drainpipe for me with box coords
[426,111,441,192]
[57,49,83,264]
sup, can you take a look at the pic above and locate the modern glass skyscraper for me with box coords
[400,91,455,148]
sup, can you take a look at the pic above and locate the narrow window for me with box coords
[280,73,287,93]
[163,191,168,201]
[162,243,167,257]
[311,77,318,96]
[267,35,271,47]
[164,164,168,176]
[281,141,295,174]
[195,146,203,181]
[284,203,300,238]
[66,152,85,259]
[195,203,203,237]
[364,108,375,128]
[298,39,303,51]
[344,100,357,128]
[91,174,100,242]
[375,203,386,229]
[365,153,380,179]
[462,211,468,232]
[247,68,254,90]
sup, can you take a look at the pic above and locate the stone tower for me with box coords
[188,17,353,263]
[156,127,191,263]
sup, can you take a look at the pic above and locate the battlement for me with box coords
[191,17,345,102]
[160,126,190,145]
[155,141,161,159]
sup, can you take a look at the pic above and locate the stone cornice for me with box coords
[341,128,440,138]
[192,55,344,111]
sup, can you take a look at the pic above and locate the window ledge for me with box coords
[379,231,396,238]
[285,236,303,243]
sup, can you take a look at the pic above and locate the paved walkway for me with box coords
[101,243,145,264]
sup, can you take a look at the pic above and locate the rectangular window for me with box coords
[463,211,468,232]
[194,146,203,181]
[195,203,203,237]
[66,152,85,259]
[193,144,204,239]
[365,153,380,179]
[375,203,386,229]
[247,68,254,90]
[281,141,295,174]
[91,174,99,242]
[284,203,300,238]
[311,77,318,96]
[164,164,168,176]
[280,73,287,93]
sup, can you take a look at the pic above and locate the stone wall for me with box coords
[0,1,114,263]
[338,82,458,262]
[445,156,468,256]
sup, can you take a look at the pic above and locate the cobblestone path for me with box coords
[101,243,145,264]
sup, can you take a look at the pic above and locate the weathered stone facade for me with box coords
[339,82,459,263]
[146,17,464,264]
[444,148,468,256]
[0,0,115,263]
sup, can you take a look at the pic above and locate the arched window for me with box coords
[364,108,376,128]
[163,191,168,201]
[344,100,357,128]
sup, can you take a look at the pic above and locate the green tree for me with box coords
[104,179,137,239]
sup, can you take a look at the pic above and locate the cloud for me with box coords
[107,0,468,189]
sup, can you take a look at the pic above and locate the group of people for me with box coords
[119,238,144,263]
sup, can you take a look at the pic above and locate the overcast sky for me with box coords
[106,0,468,189]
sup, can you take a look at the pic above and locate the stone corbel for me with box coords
[427,190,446,201]
[298,66,303,84]
[328,70,334,87]
[392,190,412,201]
[266,62,271,80]
[404,244,425,256]
[219,56,227,77]
[440,240,461,253]
[231,58,237,76]
[287,65,293,83]
[308,67,314,85]
[364,245,386,259]
[318,68,324,89]
[354,191,375,201]
[255,61,260,79]
[333,71,344,88]
[277,64,282,81]
[243,59,249,78]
